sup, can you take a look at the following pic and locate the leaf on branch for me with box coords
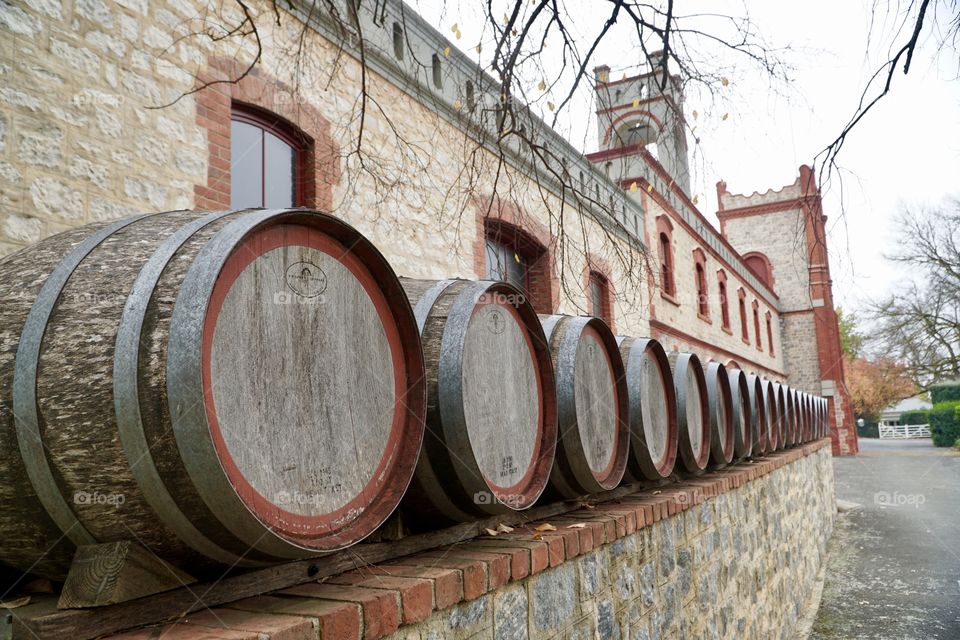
[647,184,654,193]
[503,13,509,25]
[721,77,730,87]
[629,182,637,192]
[693,195,700,205]
[547,101,555,112]
[538,80,546,91]
[443,47,450,57]
[692,110,698,120]
[632,99,640,108]
[722,113,729,121]
[534,523,557,531]
[453,99,462,110]
[451,23,458,33]
[476,44,482,54]
[514,252,521,263]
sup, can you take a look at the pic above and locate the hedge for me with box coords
[899,409,929,425]
[929,401,960,447]
[856,420,879,438]
[930,382,960,404]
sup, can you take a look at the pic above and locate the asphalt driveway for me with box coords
[812,438,960,639]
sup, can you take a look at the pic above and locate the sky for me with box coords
[413,0,960,310]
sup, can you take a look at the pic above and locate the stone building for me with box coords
[0,0,855,454]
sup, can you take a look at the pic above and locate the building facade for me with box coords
[0,0,856,453]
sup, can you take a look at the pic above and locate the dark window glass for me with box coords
[485,238,526,291]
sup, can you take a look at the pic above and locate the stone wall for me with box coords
[109,441,835,640]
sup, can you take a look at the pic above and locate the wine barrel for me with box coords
[0,209,426,580]
[801,393,812,442]
[617,336,678,481]
[763,380,780,452]
[791,388,802,445]
[746,374,767,457]
[773,383,791,450]
[540,315,628,498]
[727,369,753,461]
[821,397,829,438]
[783,387,797,447]
[399,279,556,521]
[667,352,710,474]
[704,362,734,467]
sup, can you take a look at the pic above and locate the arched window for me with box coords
[717,269,730,331]
[657,215,675,298]
[744,252,774,288]
[752,300,762,350]
[766,311,775,356]
[693,248,709,320]
[230,105,307,208]
[484,219,553,313]
[588,269,613,330]
[738,288,749,343]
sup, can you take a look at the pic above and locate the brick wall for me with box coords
[108,441,835,639]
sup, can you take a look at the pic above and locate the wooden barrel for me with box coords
[821,397,829,439]
[0,209,426,580]
[400,279,556,521]
[541,315,629,498]
[746,374,768,457]
[667,352,711,474]
[772,383,788,450]
[763,380,780,452]
[790,388,802,445]
[727,369,753,461]
[704,362,734,467]
[783,387,797,447]
[801,393,811,442]
[617,337,678,481]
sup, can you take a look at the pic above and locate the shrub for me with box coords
[856,420,879,438]
[954,438,960,452]
[899,409,929,425]
[928,401,960,447]
[930,382,960,404]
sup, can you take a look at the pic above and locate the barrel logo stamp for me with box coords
[486,308,506,335]
[284,261,327,298]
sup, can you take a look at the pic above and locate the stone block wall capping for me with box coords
[94,439,831,640]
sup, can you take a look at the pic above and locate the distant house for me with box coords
[880,395,932,425]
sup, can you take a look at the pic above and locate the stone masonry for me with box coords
[108,441,834,640]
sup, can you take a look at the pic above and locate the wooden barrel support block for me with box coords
[667,352,710,474]
[401,279,556,522]
[0,209,426,580]
[541,315,629,498]
[705,362,735,467]
[746,374,767,457]
[617,336,678,481]
[727,369,752,461]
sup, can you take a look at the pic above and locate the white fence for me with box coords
[878,423,931,439]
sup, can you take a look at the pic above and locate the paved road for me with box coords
[812,438,960,639]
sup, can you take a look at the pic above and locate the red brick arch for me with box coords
[194,58,341,211]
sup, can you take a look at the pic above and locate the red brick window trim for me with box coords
[656,215,676,300]
[586,263,615,332]
[766,311,775,356]
[483,218,555,314]
[717,269,731,333]
[693,248,710,322]
[738,288,749,344]
[752,300,762,351]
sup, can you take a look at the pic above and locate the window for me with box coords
[738,288,748,343]
[752,300,762,350]
[588,270,613,329]
[766,311,775,356]
[717,270,730,331]
[656,215,675,298]
[484,220,552,313]
[693,248,708,320]
[744,252,774,288]
[431,53,442,88]
[465,81,476,112]
[230,105,305,208]
[392,22,404,59]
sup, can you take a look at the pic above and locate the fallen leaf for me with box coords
[533,533,543,540]
[484,528,499,537]
[497,523,514,533]
[653,490,662,494]
[567,523,587,529]
[534,523,557,531]
[0,596,30,609]
[583,502,596,510]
